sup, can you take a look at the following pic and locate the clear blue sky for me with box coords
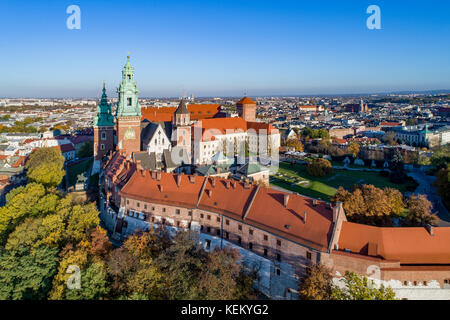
[1,0,449,98]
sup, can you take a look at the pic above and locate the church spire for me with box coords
[116,56,141,118]
[94,82,114,127]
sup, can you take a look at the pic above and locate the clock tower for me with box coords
[116,56,141,155]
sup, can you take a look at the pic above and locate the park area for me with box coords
[270,162,411,201]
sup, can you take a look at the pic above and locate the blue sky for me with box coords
[1,0,449,98]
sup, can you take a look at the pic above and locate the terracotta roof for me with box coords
[52,144,75,153]
[338,222,450,264]
[237,97,256,105]
[141,104,221,122]
[119,170,335,251]
[380,122,402,126]
[247,121,278,135]
[195,117,247,141]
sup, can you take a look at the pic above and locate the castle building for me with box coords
[94,57,280,171]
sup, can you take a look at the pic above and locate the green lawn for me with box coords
[66,158,93,188]
[270,162,408,201]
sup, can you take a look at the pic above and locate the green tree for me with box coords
[306,158,333,177]
[435,165,450,210]
[26,147,65,188]
[0,246,59,300]
[78,141,93,158]
[332,271,396,300]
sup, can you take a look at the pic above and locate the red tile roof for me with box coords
[141,104,221,122]
[338,222,450,264]
[237,97,256,105]
[119,170,335,251]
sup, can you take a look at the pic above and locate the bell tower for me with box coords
[116,56,141,155]
[94,82,115,162]
[172,99,191,163]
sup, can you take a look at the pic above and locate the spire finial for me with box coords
[127,51,130,60]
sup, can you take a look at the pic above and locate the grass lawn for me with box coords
[66,157,93,188]
[270,162,408,201]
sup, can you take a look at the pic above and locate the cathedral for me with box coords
[93,57,280,175]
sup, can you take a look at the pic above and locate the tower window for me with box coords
[127,75,131,80]
[101,132,107,140]
[100,144,105,150]
[127,98,132,106]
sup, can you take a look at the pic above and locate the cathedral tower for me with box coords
[94,82,115,162]
[116,56,141,155]
[172,99,191,163]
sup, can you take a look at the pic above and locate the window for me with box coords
[237,236,242,245]
[423,281,427,286]
[306,252,312,260]
[277,240,281,246]
[226,219,230,225]
[205,239,211,250]
[176,209,180,215]
[216,217,220,222]
[216,229,220,236]
[101,132,106,140]
[263,248,268,256]
[238,225,242,231]
[276,253,281,262]
[137,202,140,208]
[413,281,418,286]
[188,211,192,216]
[162,208,166,213]
[126,200,129,205]
[207,215,211,220]
[249,242,253,250]
[152,207,155,211]
[127,74,131,80]
[100,144,105,150]
[225,231,229,239]
[249,229,253,235]
[276,268,281,276]
[200,214,204,219]
[264,235,268,241]
[127,97,132,106]
[207,227,211,233]
[403,281,408,286]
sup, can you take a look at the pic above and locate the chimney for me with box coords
[426,224,434,236]
[207,189,213,198]
[225,180,230,189]
[156,171,161,181]
[217,167,221,174]
[158,184,163,192]
[151,171,156,180]
[189,175,195,184]
[313,199,317,207]
[211,177,216,188]
[283,194,289,208]
[304,211,307,224]
[142,170,146,177]
[333,201,343,222]
[232,181,236,189]
[177,174,182,187]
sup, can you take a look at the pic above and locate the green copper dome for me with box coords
[94,82,114,127]
[116,56,141,118]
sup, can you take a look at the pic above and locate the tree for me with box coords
[78,141,93,158]
[382,131,397,146]
[435,165,450,210]
[431,145,450,170]
[332,271,396,300]
[348,142,360,158]
[0,246,59,300]
[299,263,334,300]
[306,158,333,177]
[65,262,109,300]
[404,194,438,227]
[26,147,65,188]
[389,149,406,184]
[286,138,304,152]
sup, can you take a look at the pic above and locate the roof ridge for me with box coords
[242,184,261,220]
[196,175,209,208]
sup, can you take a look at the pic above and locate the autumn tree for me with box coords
[286,138,304,152]
[348,142,360,158]
[299,263,334,300]
[26,147,65,188]
[404,194,438,227]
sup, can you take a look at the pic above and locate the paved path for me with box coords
[406,169,450,226]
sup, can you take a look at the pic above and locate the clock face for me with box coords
[124,127,136,140]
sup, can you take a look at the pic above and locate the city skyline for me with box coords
[1,0,450,98]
